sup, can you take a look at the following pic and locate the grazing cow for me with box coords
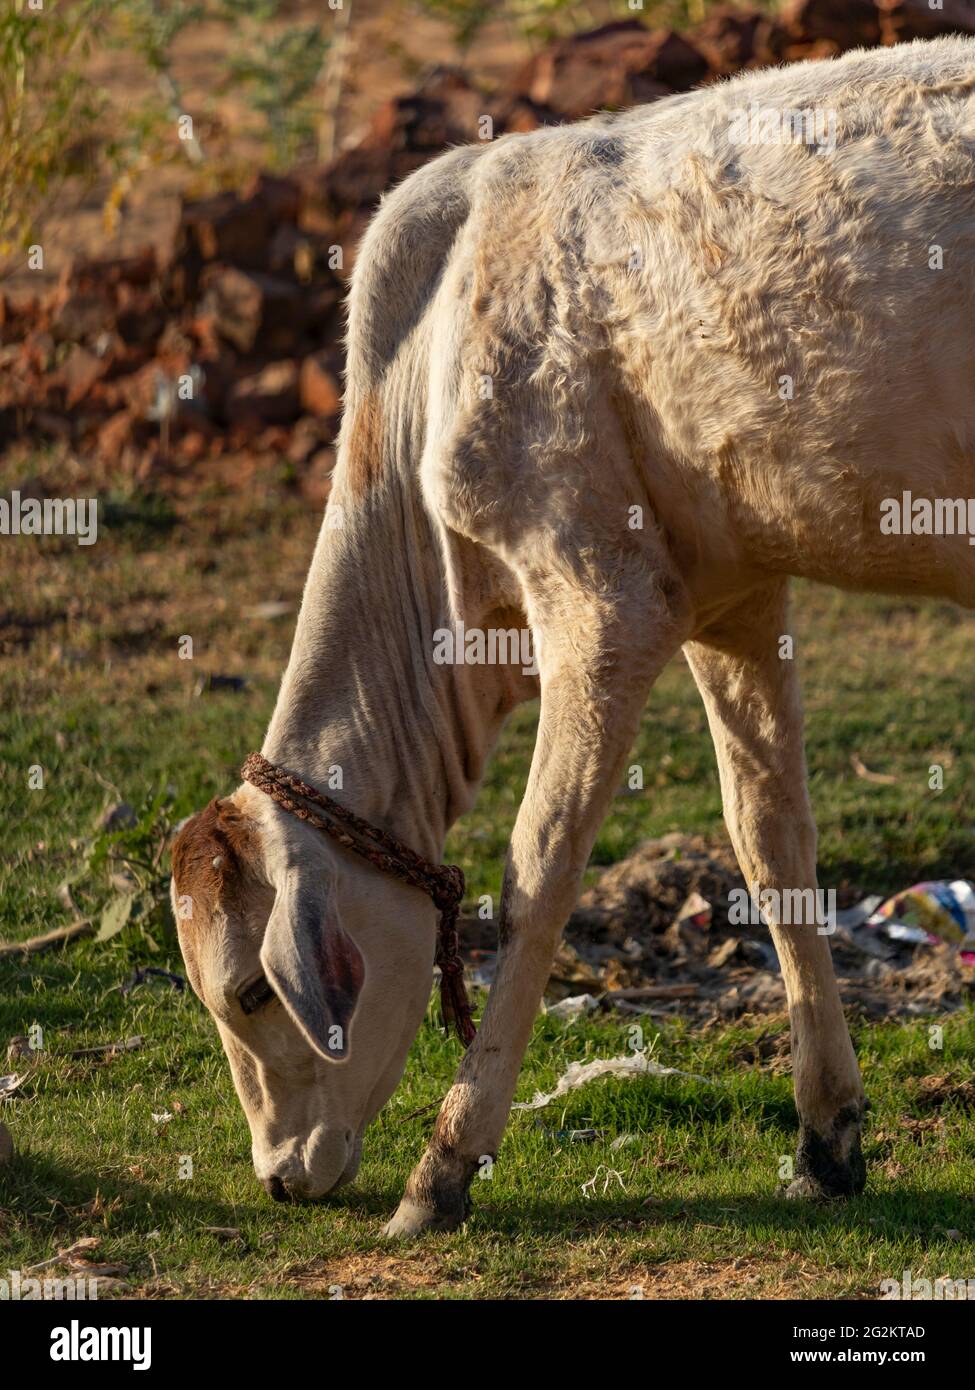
[172,37,975,1234]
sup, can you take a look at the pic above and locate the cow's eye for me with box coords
[237,974,275,1016]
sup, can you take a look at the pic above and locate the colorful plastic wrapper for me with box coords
[867,880,975,965]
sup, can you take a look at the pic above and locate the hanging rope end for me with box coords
[435,894,477,1048]
[440,969,477,1047]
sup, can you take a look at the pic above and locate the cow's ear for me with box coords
[260,870,365,1062]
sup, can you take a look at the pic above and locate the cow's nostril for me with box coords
[263,1174,290,1203]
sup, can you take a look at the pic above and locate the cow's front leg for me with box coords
[685,581,867,1199]
[384,558,690,1236]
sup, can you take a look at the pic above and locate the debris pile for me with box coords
[462,834,975,1025]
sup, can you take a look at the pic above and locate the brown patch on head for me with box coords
[172,798,261,912]
[344,388,384,498]
[171,799,266,996]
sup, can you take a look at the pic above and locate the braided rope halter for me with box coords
[240,751,476,1046]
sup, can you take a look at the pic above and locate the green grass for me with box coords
[1,979,973,1298]
[1,461,973,1298]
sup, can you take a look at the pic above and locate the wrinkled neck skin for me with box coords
[262,468,516,865]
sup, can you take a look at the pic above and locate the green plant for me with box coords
[118,0,207,76]
[0,0,112,267]
[411,0,775,53]
[111,0,209,170]
[120,0,331,172]
[219,0,329,169]
[64,785,179,956]
[411,0,498,53]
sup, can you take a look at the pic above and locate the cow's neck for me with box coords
[262,473,501,862]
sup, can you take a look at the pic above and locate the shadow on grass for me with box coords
[4,1147,969,1281]
[510,1070,801,1134]
[236,1183,975,1250]
[0,1146,414,1235]
[0,1149,261,1235]
[461,1187,973,1245]
[825,842,975,896]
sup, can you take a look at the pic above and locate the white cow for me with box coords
[172,37,975,1234]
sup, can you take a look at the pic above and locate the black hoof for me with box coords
[788,1102,866,1199]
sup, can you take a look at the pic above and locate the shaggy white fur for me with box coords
[172,39,975,1230]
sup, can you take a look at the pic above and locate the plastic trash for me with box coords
[544,993,600,1021]
[511,1052,709,1112]
[675,890,712,929]
[867,880,975,964]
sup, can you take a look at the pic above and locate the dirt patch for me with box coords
[271,1249,835,1299]
[627,1254,830,1301]
[283,1250,461,1298]
[906,1075,975,1111]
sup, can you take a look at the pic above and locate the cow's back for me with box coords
[608,37,975,597]
[355,39,975,605]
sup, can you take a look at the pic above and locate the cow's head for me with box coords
[170,787,437,1200]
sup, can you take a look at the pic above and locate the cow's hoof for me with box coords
[382,1198,465,1238]
[787,1104,866,1200]
[384,1145,477,1237]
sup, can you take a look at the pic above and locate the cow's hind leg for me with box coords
[384,533,691,1236]
[685,580,867,1198]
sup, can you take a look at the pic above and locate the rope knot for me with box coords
[432,863,465,914]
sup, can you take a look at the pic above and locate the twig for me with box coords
[158,71,204,165]
[68,1036,143,1060]
[24,1237,100,1275]
[607,984,700,1002]
[851,753,898,785]
[80,761,123,801]
[399,1097,442,1122]
[0,919,93,958]
[318,0,353,164]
